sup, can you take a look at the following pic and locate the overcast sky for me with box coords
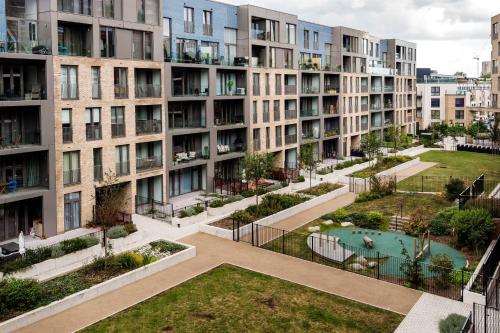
[224,0,497,77]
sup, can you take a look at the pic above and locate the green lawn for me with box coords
[398,151,500,192]
[81,265,403,333]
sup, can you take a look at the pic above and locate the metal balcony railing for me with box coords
[114,84,128,98]
[285,109,297,120]
[135,84,161,98]
[62,127,72,143]
[0,130,41,148]
[302,86,320,94]
[285,134,297,145]
[184,21,195,33]
[361,104,369,112]
[111,124,126,138]
[300,109,318,117]
[136,119,162,135]
[63,169,81,186]
[86,124,102,141]
[136,156,163,171]
[285,85,296,95]
[203,24,213,36]
[116,161,130,176]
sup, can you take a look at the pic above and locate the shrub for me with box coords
[450,208,494,252]
[123,224,138,235]
[128,252,144,267]
[50,245,65,258]
[107,225,129,239]
[430,207,457,236]
[114,253,138,269]
[297,175,305,182]
[404,208,429,237]
[334,158,369,170]
[367,211,389,230]
[179,205,205,218]
[241,190,255,198]
[150,240,186,254]
[227,195,244,203]
[266,183,283,192]
[430,253,455,289]
[209,200,225,208]
[0,278,42,312]
[439,314,467,333]
[355,191,382,203]
[60,237,89,253]
[298,183,342,196]
[445,178,465,201]
[370,176,395,195]
[192,205,205,214]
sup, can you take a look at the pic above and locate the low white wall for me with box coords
[172,211,208,228]
[200,185,350,240]
[0,243,196,333]
[463,289,485,306]
[109,230,146,253]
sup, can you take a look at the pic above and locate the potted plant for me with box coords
[227,79,234,95]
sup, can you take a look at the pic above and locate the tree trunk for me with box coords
[309,168,312,189]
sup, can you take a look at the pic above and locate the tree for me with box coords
[299,144,319,189]
[454,71,467,78]
[450,208,494,253]
[242,153,275,208]
[93,170,129,230]
[488,115,500,146]
[480,72,491,79]
[399,240,425,289]
[430,253,454,289]
[386,125,402,153]
[444,178,465,201]
[468,121,488,139]
[360,131,381,164]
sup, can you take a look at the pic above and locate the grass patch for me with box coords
[351,156,413,178]
[298,183,343,196]
[81,264,403,333]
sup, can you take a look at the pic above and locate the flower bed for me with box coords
[334,158,370,170]
[297,183,342,196]
[107,224,138,239]
[0,240,186,323]
[351,156,413,178]
[0,236,100,275]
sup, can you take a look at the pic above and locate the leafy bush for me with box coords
[50,245,65,258]
[150,240,186,254]
[178,205,205,218]
[317,166,333,175]
[266,183,283,192]
[450,208,494,252]
[230,210,253,224]
[464,198,500,218]
[227,195,244,203]
[430,253,455,289]
[128,252,144,267]
[445,178,465,201]
[107,225,129,239]
[439,314,467,333]
[334,158,369,170]
[430,207,457,236]
[367,212,390,230]
[355,191,383,203]
[0,278,42,312]
[114,252,139,269]
[123,224,138,235]
[298,183,342,196]
[241,190,254,198]
[209,200,225,208]
[370,176,395,196]
[404,208,429,237]
[297,175,305,182]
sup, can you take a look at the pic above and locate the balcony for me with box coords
[86,124,102,141]
[0,107,41,149]
[384,100,394,109]
[324,128,339,137]
[63,169,80,186]
[203,24,213,36]
[184,21,195,33]
[285,109,297,120]
[172,67,209,97]
[136,156,162,172]
[0,60,47,101]
[217,129,246,155]
[302,86,320,94]
[214,100,244,126]
[370,104,382,111]
[0,152,49,196]
[114,84,128,99]
[384,86,394,92]
[57,22,92,57]
[285,85,297,95]
[172,134,210,165]
[216,69,246,96]
[285,134,297,145]
[136,119,162,135]
[112,124,126,138]
[116,161,130,177]
[57,0,92,15]
[62,127,72,143]
[300,109,319,117]
[168,101,206,130]
[371,86,382,93]
[135,69,161,98]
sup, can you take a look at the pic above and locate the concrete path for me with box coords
[395,293,471,333]
[16,232,422,333]
[395,162,436,181]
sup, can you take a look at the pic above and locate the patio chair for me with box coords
[7,179,17,193]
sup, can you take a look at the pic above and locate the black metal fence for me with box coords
[471,303,500,333]
[233,222,477,301]
[457,144,500,155]
[470,237,500,296]
[212,177,249,196]
[135,195,172,222]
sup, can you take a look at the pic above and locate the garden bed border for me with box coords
[0,241,196,333]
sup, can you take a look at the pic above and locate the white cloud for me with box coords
[221,0,498,75]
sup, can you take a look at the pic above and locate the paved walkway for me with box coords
[395,162,436,181]
[16,232,422,333]
[395,293,471,333]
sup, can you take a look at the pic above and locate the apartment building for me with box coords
[492,14,499,111]
[0,0,417,243]
[0,0,165,242]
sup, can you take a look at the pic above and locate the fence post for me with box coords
[461,270,464,300]
[251,223,255,246]
[237,218,240,242]
[472,303,475,333]
[256,224,259,247]
[484,301,487,333]
[311,236,314,262]
[377,252,380,279]
[282,229,285,254]
[394,175,397,191]
[342,246,346,270]
[150,198,155,219]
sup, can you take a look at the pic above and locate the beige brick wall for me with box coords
[52,56,165,233]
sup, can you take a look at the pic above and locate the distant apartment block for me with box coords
[492,14,500,111]
[0,0,417,243]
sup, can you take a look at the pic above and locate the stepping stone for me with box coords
[322,220,334,226]
[308,226,320,232]
[368,261,377,268]
[341,222,354,227]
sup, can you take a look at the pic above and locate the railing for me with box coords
[173,151,209,164]
[324,129,339,137]
[371,121,382,128]
[275,136,282,147]
[263,112,270,123]
[57,0,92,15]
[135,195,172,222]
[111,124,126,138]
[384,86,394,92]
[253,139,261,151]
[184,21,195,33]
[324,86,339,94]
[285,85,296,95]
[285,134,297,145]
[285,109,297,120]
[274,109,281,122]
[323,106,338,115]
[136,156,163,171]
[203,24,213,36]
[361,123,369,131]
[217,144,246,155]
[86,124,102,141]
[370,104,382,111]
[136,119,162,135]
[234,223,476,301]
[135,84,161,98]
[63,169,80,186]
[384,102,394,109]
[300,109,319,117]
[169,118,205,129]
[371,86,382,93]
[0,130,41,148]
[361,86,368,93]
[114,84,128,98]
[94,165,103,181]
[471,302,500,333]
[302,86,320,94]
[62,127,72,143]
[212,177,249,196]
[0,38,52,55]
[116,161,130,176]
[361,104,368,112]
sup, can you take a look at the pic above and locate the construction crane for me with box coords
[473,55,480,78]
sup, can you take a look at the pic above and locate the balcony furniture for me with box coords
[33,219,44,238]
[0,182,8,194]
[1,242,19,255]
[217,145,231,154]
[7,179,17,193]
[31,86,41,100]
[236,88,246,95]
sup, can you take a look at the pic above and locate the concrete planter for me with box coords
[108,230,145,253]
[172,211,208,228]
[0,242,196,333]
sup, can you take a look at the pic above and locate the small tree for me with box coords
[299,144,319,189]
[489,115,500,146]
[360,131,381,165]
[94,170,129,230]
[242,153,275,208]
[444,178,465,201]
[386,125,402,153]
[430,253,454,289]
[450,208,494,253]
[399,240,425,289]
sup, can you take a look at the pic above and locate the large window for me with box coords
[63,151,80,186]
[58,22,90,57]
[313,32,319,50]
[132,31,152,60]
[200,41,219,63]
[64,192,80,231]
[304,30,309,49]
[136,0,145,23]
[111,106,125,138]
[61,65,78,99]
[91,66,101,99]
[93,148,103,181]
[163,17,171,60]
[102,0,121,19]
[58,0,92,15]
[455,98,465,108]
[184,7,194,33]
[115,145,130,176]
[286,23,296,45]
[203,11,212,36]
[430,98,440,108]
[114,67,128,98]
[431,86,440,96]
[253,73,260,96]
[267,20,279,42]
[85,107,101,141]
[176,38,197,62]
[455,110,464,120]
[62,108,72,143]
[224,28,237,66]
[169,166,204,197]
[100,26,115,58]
[324,43,332,67]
